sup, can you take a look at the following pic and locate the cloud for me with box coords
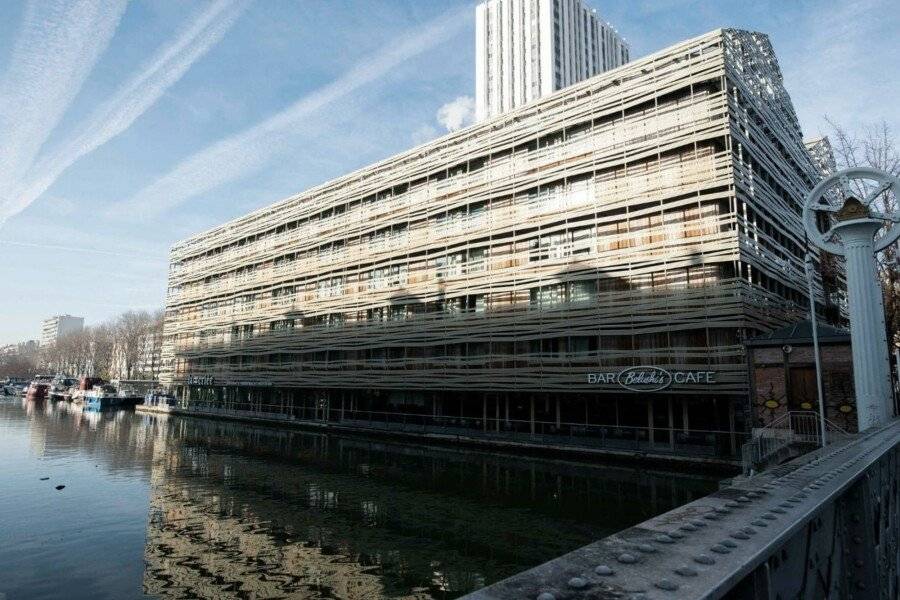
[109,4,470,220]
[0,0,127,216]
[0,0,251,226]
[436,95,475,131]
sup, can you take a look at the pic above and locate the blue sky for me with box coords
[0,0,897,344]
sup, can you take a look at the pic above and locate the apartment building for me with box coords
[40,314,84,347]
[161,30,828,458]
[475,0,629,120]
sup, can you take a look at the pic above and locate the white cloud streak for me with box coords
[0,239,167,261]
[110,4,470,220]
[0,0,127,217]
[0,0,251,226]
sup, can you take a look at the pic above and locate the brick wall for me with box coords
[749,343,857,432]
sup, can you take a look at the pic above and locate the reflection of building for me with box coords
[746,320,857,432]
[142,417,716,598]
[475,0,629,120]
[162,30,831,457]
[40,314,83,346]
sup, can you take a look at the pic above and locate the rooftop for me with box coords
[745,319,850,347]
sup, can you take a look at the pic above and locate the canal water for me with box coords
[0,397,720,599]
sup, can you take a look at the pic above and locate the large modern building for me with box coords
[40,314,84,346]
[475,0,629,120]
[162,29,830,459]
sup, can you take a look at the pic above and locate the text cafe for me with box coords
[588,366,717,391]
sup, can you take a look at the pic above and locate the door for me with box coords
[788,367,819,437]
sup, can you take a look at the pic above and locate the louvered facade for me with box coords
[161,30,828,456]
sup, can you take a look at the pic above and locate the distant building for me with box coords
[804,137,837,178]
[0,340,39,357]
[475,0,629,120]
[110,331,163,381]
[40,315,84,346]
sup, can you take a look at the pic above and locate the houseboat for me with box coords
[83,383,147,411]
[71,377,105,405]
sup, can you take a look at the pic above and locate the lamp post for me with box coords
[803,168,900,431]
[804,252,827,447]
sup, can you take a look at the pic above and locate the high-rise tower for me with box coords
[475,0,629,120]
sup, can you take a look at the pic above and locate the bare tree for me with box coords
[0,342,39,379]
[90,323,115,379]
[145,309,165,380]
[115,310,154,379]
[826,118,900,346]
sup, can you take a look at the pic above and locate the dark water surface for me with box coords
[0,398,719,599]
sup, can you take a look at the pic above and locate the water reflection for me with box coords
[1,399,719,599]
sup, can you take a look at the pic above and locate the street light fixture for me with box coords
[802,167,900,431]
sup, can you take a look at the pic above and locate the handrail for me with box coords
[742,410,850,475]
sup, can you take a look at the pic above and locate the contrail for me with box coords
[0,0,127,215]
[0,0,251,226]
[0,239,167,261]
[110,4,471,220]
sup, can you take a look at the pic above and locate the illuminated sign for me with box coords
[186,375,214,385]
[587,367,716,391]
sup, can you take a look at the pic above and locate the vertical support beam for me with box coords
[647,399,655,445]
[555,397,561,429]
[668,397,675,450]
[483,395,487,432]
[728,400,736,456]
[682,399,690,434]
[505,395,509,424]
[495,396,500,431]
[530,396,535,436]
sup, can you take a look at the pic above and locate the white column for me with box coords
[834,219,894,430]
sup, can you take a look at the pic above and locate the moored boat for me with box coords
[84,383,146,411]
[25,381,50,401]
[71,377,105,405]
[137,390,177,414]
[2,378,28,396]
[48,377,78,401]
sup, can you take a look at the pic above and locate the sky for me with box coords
[0,0,897,344]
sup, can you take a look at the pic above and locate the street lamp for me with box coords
[803,167,900,431]
[804,252,827,447]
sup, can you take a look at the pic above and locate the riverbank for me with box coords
[137,404,741,474]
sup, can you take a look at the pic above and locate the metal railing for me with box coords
[742,411,850,475]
